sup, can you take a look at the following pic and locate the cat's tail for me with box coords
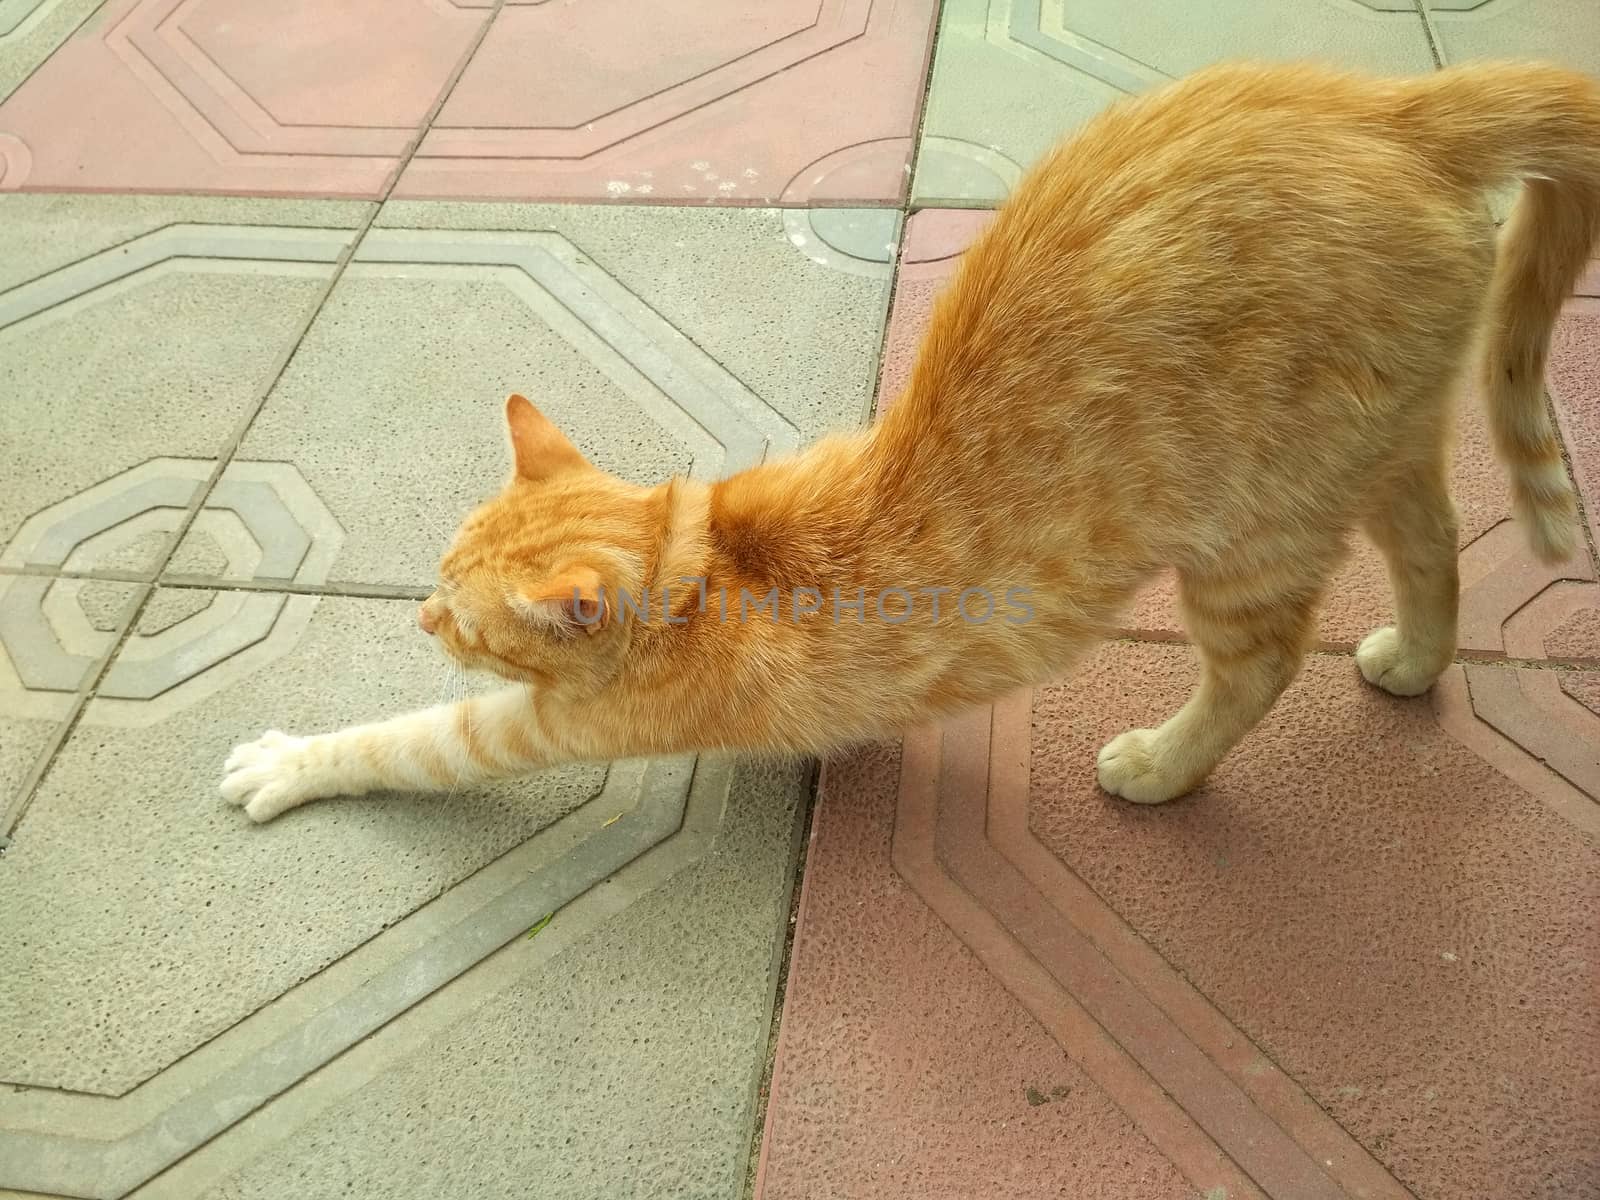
[1399,61,1600,564]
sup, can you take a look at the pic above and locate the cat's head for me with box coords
[418,395,661,692]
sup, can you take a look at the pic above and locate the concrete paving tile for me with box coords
[889,211,1600,659]
[0,581,799,1197]
[913,0,1435,206]
[164,760,805,1200]
[205,203,895,589]
[0,575,139,720]
[1025,644,1600,1200]
[0,592,602,1098]
[0,0,487,197]
[394,0,939,205]
[1424,0,1600,75]
[0,713,57,814]
[0,0,103,109]
[755,744,1202,1200]
[0,196,368,575]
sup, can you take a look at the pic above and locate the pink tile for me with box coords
[0,0,485,197]
[754,745,1203,1200]
[395,0,939,204]
[1027,646,1600,1200]
[1550,306,1600,560]
[889,213,1600,659]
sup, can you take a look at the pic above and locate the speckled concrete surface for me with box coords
[0,594,602,1094]
[182,761,806,1200]
[0,196,367,562]
[1425,0,1600,76]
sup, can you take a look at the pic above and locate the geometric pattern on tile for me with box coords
[0,754,731,1200]
[864,668,1600,1199]
[106,0,416,158]
[0,224,353,331]
[397,0,939,203]
[889,694,1414,1200]
[915,0,1434,206]
[779,208,900,278]
[0,0,485,194]
[0,0,54,39]
[0,457,342,724]
[351,229,803,477]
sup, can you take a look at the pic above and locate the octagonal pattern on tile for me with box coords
[0,0,486,196]
[0,591,802,1200]
[761,648,1600,1199]
[0,458,344,727]
[754,742,1201,1200]
[394,0,939,204]
[0,196,366,561]
[212,203,895,588]
[914,0,1436,206]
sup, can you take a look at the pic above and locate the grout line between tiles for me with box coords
[1,0,508,842]
[742,6,948,1191]
[861,0,945,421]
[1413,0,1446,69]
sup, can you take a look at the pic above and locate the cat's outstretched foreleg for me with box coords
[221,686,550,823]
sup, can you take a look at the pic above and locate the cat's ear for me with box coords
[514,565,610,635]
[505,393,588,482]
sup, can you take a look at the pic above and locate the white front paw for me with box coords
[220,730,335,823]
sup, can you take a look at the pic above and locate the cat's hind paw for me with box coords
[1096,728,1194,805]
[221,730,329,824]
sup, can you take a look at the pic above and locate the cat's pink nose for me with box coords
[418,605,437,635]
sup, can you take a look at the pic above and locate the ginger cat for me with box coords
[223,59,1598,824]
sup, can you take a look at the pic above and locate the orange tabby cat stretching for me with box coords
[223,59,1599,824]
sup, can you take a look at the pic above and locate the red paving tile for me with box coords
[394,0,939,204]
[0,0,486,196]
[1550,291,1600,567]
[761,652,1600,1199]
[753,745,1206,1200]
[758,212,1600,1198]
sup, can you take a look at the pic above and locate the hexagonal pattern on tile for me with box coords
[0,593,801,1200]
[885,210,1600,659]
[0,0,486,196]
[762,648,1600,1199]
[393,0,939,204]
[913,0,1436,206]
[0,197,366,564]
[221,203,895,588]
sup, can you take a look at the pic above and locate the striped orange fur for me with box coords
[223,59,1598,823]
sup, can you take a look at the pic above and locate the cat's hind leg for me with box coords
[1097,560,1326,804]
[1355,451,1459,697]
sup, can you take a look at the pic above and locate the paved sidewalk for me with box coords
[1,2,1597,1199]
